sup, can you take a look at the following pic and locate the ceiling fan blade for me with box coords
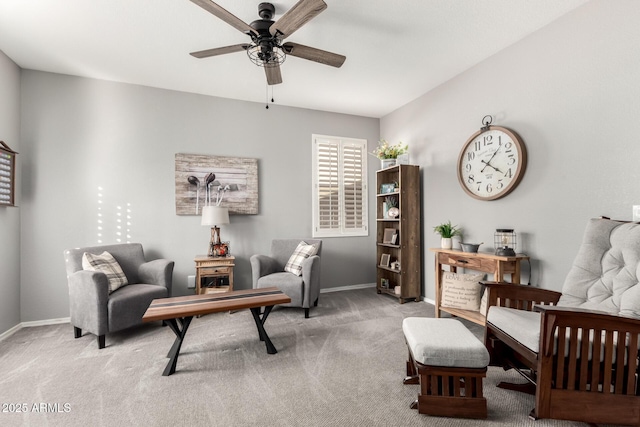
[190,44,250,58]
[269,0,327,39]
[282,42,346,68]
[189,0,258,36]
[265,65,283,85]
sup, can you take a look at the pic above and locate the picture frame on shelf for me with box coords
[391,232,399,245]
[383,228,396,244]
[380,253,391,267]
[380,183,396,194]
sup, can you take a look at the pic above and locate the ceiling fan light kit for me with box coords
[188,0,345,86]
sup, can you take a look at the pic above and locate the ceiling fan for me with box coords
[188,0,346,85]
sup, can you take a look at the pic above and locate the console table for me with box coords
[194,255,235,295]
[430,248,529,326]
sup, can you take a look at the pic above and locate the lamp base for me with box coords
[207,226,230,257]
[496,246,516,256]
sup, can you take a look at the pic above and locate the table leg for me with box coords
[250,306,277,354]
[163,316,193,376]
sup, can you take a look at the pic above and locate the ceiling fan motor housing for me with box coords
[249,5,281,66]
[258,3,275,20]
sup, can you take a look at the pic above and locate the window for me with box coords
[312,135,368,237]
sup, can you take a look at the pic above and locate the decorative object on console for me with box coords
[433,221,462,250]
[460,242,483,253]
[0,141,17,207]
[494,229,516,256]
[175,153,258,215]
[457,115,527,201]
[201,205,230,257]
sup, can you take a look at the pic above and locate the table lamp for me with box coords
[494,229,516,256]
[201,205,230,257]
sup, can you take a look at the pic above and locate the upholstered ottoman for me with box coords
[402,318,490,419]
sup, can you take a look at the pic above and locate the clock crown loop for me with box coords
[481,115,493,132]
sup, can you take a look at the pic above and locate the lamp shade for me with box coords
[201,206,229,226]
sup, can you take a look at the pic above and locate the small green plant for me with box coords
[433,221,462,238]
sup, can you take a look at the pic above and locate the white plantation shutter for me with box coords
[313,135,368,237]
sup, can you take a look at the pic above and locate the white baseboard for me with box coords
[320,282,376,293]
[22,317,70,327]
[423,296,435,305]
[0,323,22,342]
[0,317,70,343]
[1,287,385,339]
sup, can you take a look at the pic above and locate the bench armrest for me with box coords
[482,281,561,312]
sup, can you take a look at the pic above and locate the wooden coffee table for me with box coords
[142,287,291,376]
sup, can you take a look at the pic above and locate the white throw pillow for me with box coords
[284,241,318,276]
[441,272,484,311]
[82,251,128,293]
[479,289,488,316]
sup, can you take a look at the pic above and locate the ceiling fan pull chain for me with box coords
[271,85,275,104]
[265,84,269,109]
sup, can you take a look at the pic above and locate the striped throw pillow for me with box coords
[82,251,129,293]
[284,241,318,276]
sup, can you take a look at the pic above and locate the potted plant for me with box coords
[372,140,408,169]
[433,221,462,249]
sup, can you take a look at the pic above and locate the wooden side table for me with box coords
[194,255,235,295]
[429,248,529,326]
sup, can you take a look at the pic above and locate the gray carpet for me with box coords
[0,288,597,427]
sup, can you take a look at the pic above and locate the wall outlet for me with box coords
[633,205,640,222]
[187,275,195,289]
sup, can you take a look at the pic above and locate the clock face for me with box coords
[457,126,527,201]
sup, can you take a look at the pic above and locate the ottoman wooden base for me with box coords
[402,318,489,419]
[406,350,487,419]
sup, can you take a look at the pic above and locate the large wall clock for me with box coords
[457,118,527,201]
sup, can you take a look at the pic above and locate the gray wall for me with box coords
[381,0,640,301]
[19,71,379,322]
[0,50,21,334]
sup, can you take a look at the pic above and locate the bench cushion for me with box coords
[486,306,541,353]
[402,318,489,368]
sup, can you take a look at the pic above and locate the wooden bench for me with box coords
[402,318,490,419]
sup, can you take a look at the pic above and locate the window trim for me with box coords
[312,134,368,238]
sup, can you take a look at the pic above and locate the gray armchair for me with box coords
[251,239,322,318]
[63,243,174,349]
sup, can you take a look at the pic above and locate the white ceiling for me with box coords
[0,0,588,118]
